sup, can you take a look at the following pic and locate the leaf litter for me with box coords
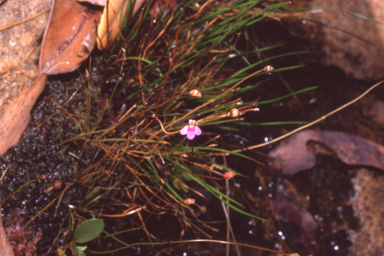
[39,0,102,75]
[268,129,384,175]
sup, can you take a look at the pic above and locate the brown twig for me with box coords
[0,166,9,182]
[234,80,384,152]
[152,115,180,135]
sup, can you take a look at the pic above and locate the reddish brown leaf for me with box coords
[268,129,384,175]
[39,0,102,74]
[0,74,47,155]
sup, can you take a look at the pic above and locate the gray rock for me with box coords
[292,0,384,80]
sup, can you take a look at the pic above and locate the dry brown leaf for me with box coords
[0,201,15,256]
[268,129,384,175]
[0,74,47,155]
[39,0,102,74]
[97,0,145,50]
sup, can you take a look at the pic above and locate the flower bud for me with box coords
[264,65,274,74]
[184,198,196,205]
[227,108,242,118]
[223,172,234,179]
[190,89,202,98]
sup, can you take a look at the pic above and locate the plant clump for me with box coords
[0,0,313,255]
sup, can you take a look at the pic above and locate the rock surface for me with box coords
[292,0,384,80]
[348,169,384,256]
[0,0,50,115]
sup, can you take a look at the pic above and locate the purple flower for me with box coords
[180,119,202,140]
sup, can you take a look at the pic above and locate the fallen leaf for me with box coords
[97,0,145,50]
[39,0,102,74]
[268,129,384,175]
[0,201,14,256]
[0,74,47,155]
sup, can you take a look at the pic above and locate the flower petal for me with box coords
[187,131,195,140]
[180,125,188,135]
[194,126,202,136]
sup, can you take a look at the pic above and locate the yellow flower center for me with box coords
[189,125,194,129]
